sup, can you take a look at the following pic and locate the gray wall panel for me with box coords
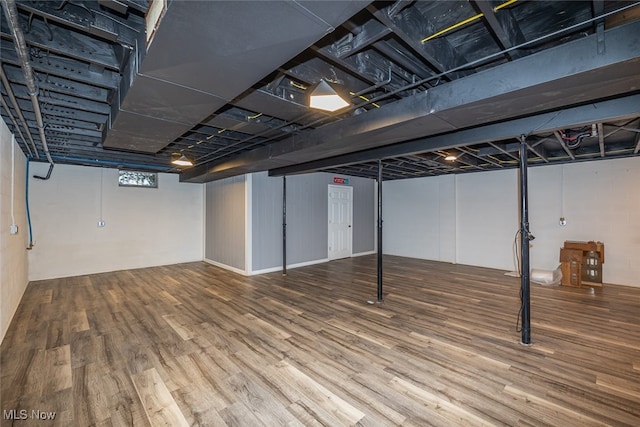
[351,175,375,254]
[252,172,283,271]
[251,171,374,271]
[205,175,245,270]
[287,173,329,265]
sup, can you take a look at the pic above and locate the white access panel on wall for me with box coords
[328,185,353,260]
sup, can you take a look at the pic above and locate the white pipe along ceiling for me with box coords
[0,0,639,182]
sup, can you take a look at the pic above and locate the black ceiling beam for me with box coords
[98,0,129,15]
[525,140,549,163]
[593,0,605,54]
[0,45,119,89]
[40,134,102,147]
[215,107,290,132]
[310,46,381,88]
[3,64,110,102]
[268,94,640,177]
[23,89,110,115]
[16,0,142,47]
[388,158,436,175]
[34,122,102,138]
[472,0,526,60]
[38,93,110,116]
[486,141,519,161]
[369,5,464,79]
[340,19,434,84]
[280,55,373,96]
[372,41,432,83]
[184,20,640,183]
[14,97,108,125]
[402,154,445,171]
[446,150,484,170]
[458,146,503,168]
[634,129,640,154]
[0,17,121,71]
[337,19,393,59]
[20,110,102,131]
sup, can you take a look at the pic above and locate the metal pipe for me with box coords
[2,0,54,171]
[33,162,54,180]
[282,175,287,276]
[519,135,531,345]
[0,65,38,157]
[377,159,383,302]
[0,90,33,157]
[49,154,172,171]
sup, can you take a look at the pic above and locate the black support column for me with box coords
[519,135,531,345]
[282,175,287,276]
[377,160,383,302]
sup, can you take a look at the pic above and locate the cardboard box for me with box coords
[563,241,605,263]
[559,248,583,263]
[561,261,581,286]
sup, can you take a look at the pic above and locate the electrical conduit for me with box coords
[1,0,54,178]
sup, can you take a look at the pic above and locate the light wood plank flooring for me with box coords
[1,255,639,426]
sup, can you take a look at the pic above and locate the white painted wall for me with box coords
[383,157,640,287]
[28,163,203,281]
[456,169,519,270]
[0,121,29,343]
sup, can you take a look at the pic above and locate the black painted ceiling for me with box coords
[1,0,639,181]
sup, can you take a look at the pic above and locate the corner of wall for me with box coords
[0,128,29,344]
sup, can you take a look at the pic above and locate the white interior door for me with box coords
[328,185,353,260]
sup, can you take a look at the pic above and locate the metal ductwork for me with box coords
[104,0,370,153]
[1,0,54,175]
[181,19,640,183]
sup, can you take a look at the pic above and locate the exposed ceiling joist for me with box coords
[268,94,640,177]
[553,131,577,160]
[2,1,639,180]
[185,19,640,182]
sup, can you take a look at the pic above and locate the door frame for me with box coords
[327,184,353,260]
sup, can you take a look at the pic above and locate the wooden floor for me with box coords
[1,255,639,426]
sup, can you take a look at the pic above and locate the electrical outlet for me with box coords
[559,217,567,227]
[9,224,18,234]
[97,220,105,227]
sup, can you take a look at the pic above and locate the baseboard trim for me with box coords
[250,258,330,276]
[352,250,376,257]
[203,258,248,276]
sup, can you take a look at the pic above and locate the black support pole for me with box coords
[283,175,287,276]
[519,135,531,345]
[377,160,383,302]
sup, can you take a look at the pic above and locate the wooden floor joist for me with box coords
[1,255,639,426]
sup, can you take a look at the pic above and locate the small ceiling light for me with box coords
[308,79,350,112]
[444,155,457,161]
[171,153,193,167]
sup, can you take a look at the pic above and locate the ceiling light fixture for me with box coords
[444,155,457,161]
[171,153,193,167]
[308,79,350,112]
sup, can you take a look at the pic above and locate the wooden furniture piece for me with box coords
[559,240,604,287]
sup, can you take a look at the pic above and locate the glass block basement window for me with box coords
[118,171,158,188]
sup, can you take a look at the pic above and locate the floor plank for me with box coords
[2,256,640,426]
